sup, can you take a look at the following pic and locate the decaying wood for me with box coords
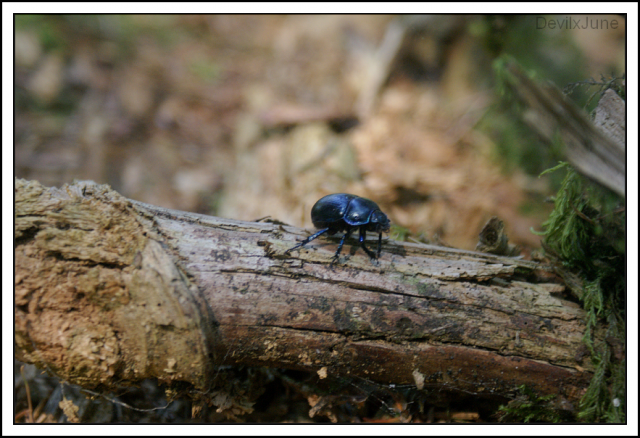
[15,178,595,405]
[504,62,625,197]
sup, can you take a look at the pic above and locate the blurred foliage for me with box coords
[478,16,590,90]
[16,15,71,53]
[473,15,623,188]
[484,59,566,185]
[15,15,187,54]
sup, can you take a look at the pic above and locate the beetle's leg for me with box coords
[331,228,352,266]
[377,232,383,258]
[286,228,330,253]
[358,228,377,260]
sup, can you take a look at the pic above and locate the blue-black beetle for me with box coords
[286,193,391,265]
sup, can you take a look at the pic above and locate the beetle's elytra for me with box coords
[286,193,391,265]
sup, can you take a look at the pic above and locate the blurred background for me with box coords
[14,14,625,251]
[12,14,627,423]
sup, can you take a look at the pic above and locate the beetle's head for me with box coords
[370,210,391,233]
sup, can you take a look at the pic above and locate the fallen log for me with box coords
[14,178,594,405]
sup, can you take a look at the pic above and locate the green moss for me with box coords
[533,163,625,423]
[491,57,625,422]
[496,385,566,423]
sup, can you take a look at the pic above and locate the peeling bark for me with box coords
[15,178,594,404]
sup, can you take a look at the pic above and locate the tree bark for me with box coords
[15,178,595,404]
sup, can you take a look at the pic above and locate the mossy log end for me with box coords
[15,178,594,404]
